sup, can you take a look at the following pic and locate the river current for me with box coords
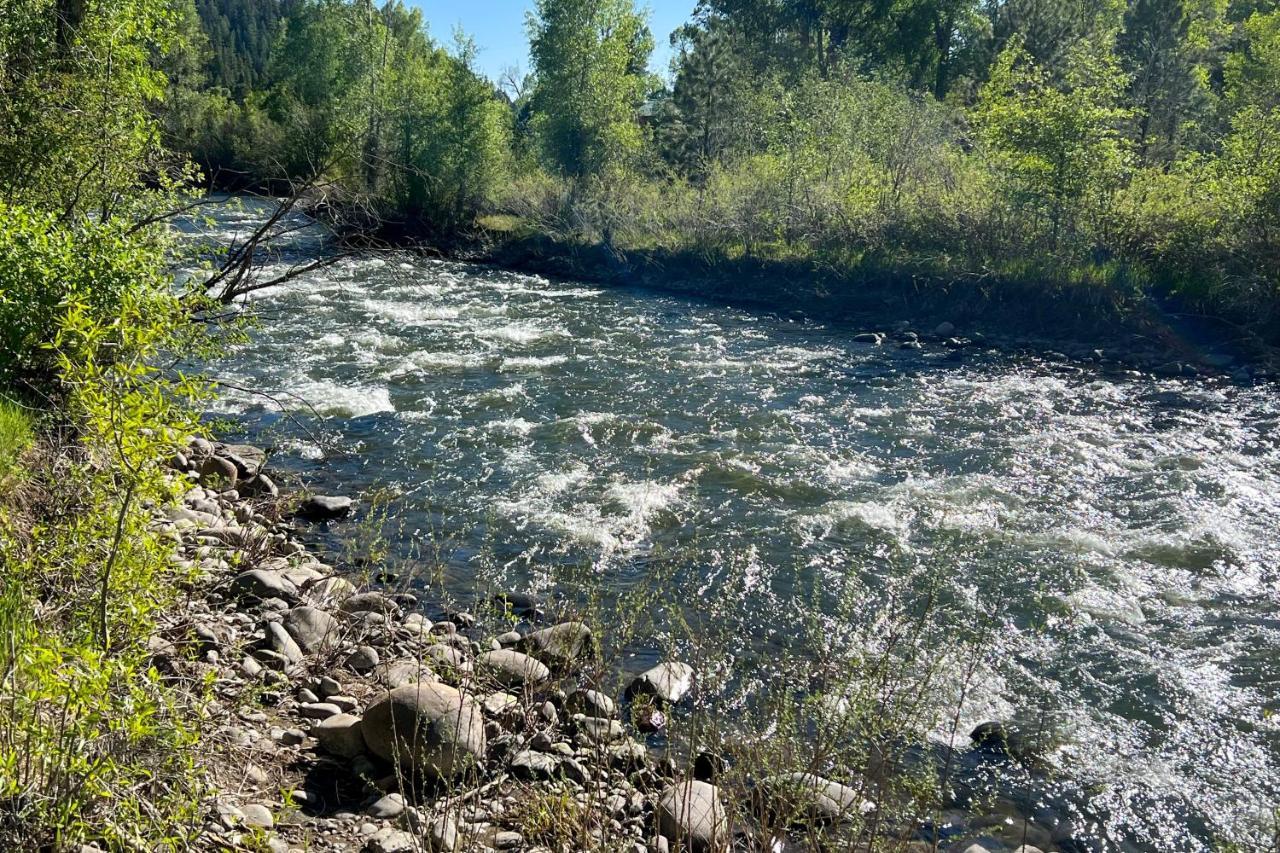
[188,200,1280,851]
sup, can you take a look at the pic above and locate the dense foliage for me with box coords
[150,0,1280,341]
[0,1,214,846]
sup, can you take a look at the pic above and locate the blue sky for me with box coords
[409,0,698,84]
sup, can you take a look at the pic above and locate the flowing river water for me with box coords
[187,200,1280,851]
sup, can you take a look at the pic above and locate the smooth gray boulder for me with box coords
[627,662,694,705]
[565,688,615,718]
[755,773,869,826]
[199,455,238,489]
[510,749,559,780]
[282,606,341,654]
[263,622,304,666]
[340,592,400,615]
[297,495,353,521]
[477,649,550,688]
[230,569,298,602]
[314,713,365,758]
[361,683,486,777]
[518,621,596,667]
[221,444,267,478]
[657,780,728,853]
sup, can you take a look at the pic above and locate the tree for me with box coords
[1116,0,1214,163]
[661,22,748,175]
[0,0,182,220]
[975,37,1131,249]
[526,0,654,179]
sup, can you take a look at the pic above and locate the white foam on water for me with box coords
[488,417,538,436]
[386,350,488,376]
[798,500,911,544]
[535,462,591,494]
[477,322,564,346]
[603,480,682,521]
[362,298,460,325]
[822,457,879,482]
[281,439,325,461]
[500,355,569,371]
[1068,582,1148,626]
[283,379,394,418]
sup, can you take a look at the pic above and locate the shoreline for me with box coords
[471,234,1275,382]
[153,436,1086,853]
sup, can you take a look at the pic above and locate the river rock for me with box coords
[565,688,615,718]
[297,495,353,521]
[314,713,365,758]
[347,645,380,674]
[574,715,623,743]
[627,662,694,705]
[340,592,400,615]
[755,773,870,825]
[238,473,279,498]
[241,803,273,829]
[222,444,267,478]
[199,455,238,489]
[657,780,728,853]
[853,332,883,345]
[426,643,472,673]
[305,575,358,606]
[375,658,435,688]
[518,621,596,668]
[282,606,341,654]
[364,827,414,853]
[231,569,298,603]
[263,622,304,666]
[478,649,550,688]
[511,749,559,780]
[361,683,486,777]
[934,321,956,337]
[367,793,406,819]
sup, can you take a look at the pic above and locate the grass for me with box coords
[0,397,33,492]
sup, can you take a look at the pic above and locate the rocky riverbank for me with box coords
[141,437,1075,853]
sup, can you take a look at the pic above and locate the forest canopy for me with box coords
[127,0,1280,343]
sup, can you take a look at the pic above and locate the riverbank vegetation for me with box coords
[0,0,216,845]
[172,0,1280,349]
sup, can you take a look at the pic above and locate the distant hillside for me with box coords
[195,0,295,97]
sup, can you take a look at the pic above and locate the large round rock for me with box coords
[361,683,486,777]
[657,780,728,852]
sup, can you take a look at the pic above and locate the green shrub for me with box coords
[0,203,170,383]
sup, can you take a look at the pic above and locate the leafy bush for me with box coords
[0,204,171,383]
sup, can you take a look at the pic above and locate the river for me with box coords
[186,199,1280,851]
